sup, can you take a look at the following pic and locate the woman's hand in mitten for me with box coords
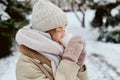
[62,36,85,63]
[77,49,86,71]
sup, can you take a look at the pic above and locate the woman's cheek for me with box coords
[53,34,60,42]
[56,34,62,42]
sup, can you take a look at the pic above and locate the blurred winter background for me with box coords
[0,0,120,80]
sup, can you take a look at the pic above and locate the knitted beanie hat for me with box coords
[31,0,68,32]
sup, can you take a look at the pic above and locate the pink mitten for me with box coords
[77,49,86,67]
[62,36,85,63]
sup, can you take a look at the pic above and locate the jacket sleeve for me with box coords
[55,60,88,80]
[55,59,80,80]
[16,54,50,80]
[77,65,88,80]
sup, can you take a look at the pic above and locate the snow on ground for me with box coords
[0,11,120,80]
[86,40,120,80]
[0,48,20,80]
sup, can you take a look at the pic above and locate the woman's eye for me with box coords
[57,30,61,32]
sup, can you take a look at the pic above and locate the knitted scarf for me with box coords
[15,25,64,76]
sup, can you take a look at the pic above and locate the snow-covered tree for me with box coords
[90,0,120,43]
[0,0,31,58]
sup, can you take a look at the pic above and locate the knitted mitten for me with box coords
[62,36,85,63]
[77,49,86,71]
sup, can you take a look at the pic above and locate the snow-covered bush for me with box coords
[0,0,31,58]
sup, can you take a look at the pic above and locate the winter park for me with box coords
[0,0,120,80]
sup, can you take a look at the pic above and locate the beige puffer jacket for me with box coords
[16,45,88,80]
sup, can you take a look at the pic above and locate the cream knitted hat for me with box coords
[31,0,68,32]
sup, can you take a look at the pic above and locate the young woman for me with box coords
[15,0,88,80]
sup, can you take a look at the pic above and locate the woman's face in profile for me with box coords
[52,26,66,44]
